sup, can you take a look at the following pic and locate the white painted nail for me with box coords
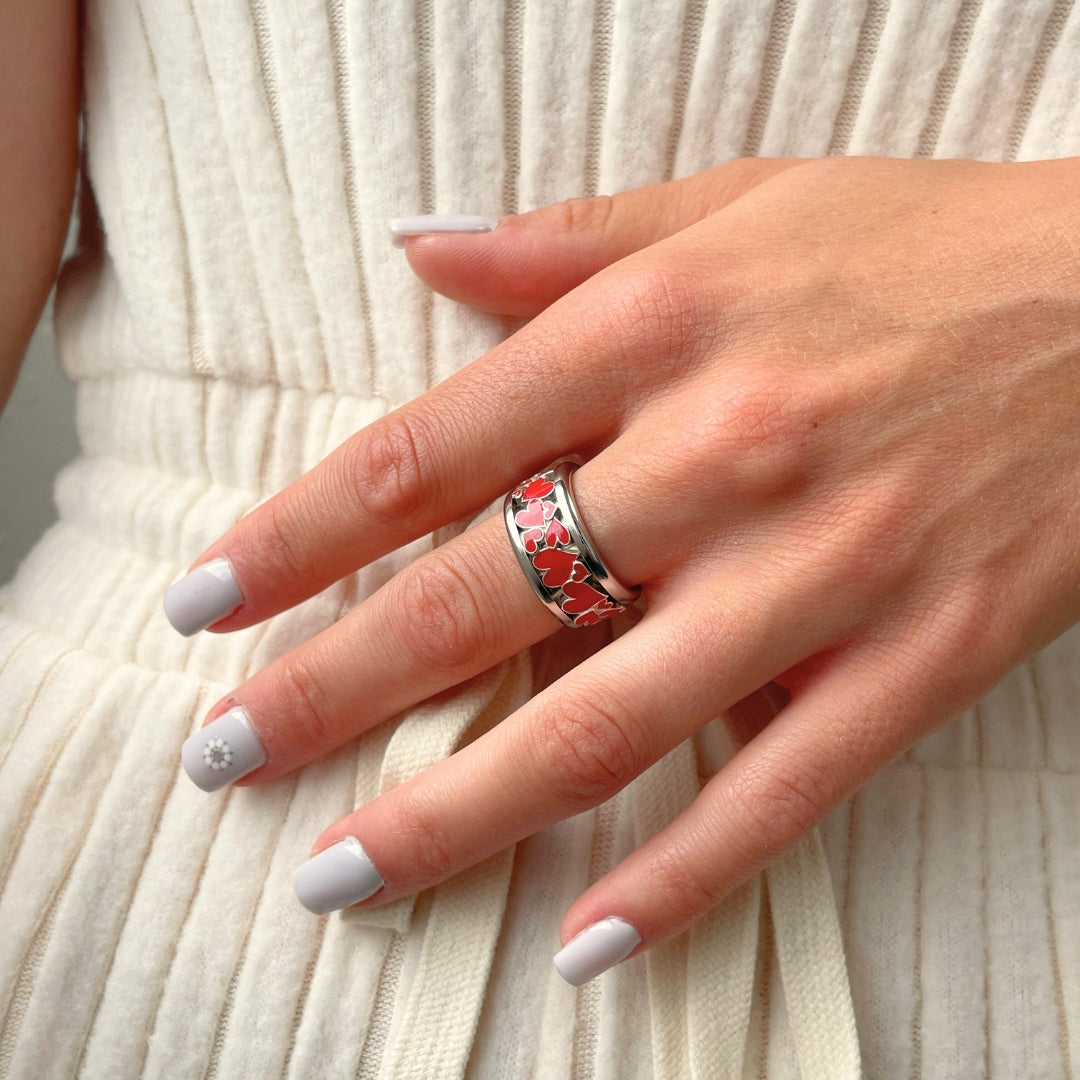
[293,836,385,914]
[552,916,642,986]
[181,705,266,792]
[163,556,243,636]
[388,214,499,248]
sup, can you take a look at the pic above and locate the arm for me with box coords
[0,0,80,417]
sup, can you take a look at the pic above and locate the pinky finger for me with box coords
[553,638,957,986]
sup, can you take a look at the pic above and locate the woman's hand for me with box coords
[164,154,1080,984]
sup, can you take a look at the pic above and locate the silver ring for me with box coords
[503,457,641,628]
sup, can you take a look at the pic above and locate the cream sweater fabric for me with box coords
[2,0,1080,1077]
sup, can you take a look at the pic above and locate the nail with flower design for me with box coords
[181,705,266,792]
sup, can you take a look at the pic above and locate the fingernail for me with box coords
[163,556,243,636]
[293,836,385,914]
[552,916,642,986]
[181,705,266,792]
[388,214,499,248]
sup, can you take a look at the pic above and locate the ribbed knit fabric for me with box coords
[2,0,1080,1077]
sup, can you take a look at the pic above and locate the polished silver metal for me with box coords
[503,456,640,629]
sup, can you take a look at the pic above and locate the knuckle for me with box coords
[888,574,1001,704]
[277,650,338,747]
[831,473,927,597]
[799,457,937,610]
[727,755,830,852]
[647,839,728,920]
[714,376,810,456]
[552,194,616,234]
[532,694,647,809]
[945,574,1003,662]
[602,263,711,360]
[251,495,316,580]
[392,551,490,672]
[343,408,434,527]
[395,788,457,881]
[667,373,824,501]
[682,373,833,498]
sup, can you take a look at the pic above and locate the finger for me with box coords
[181,454,650,789]
[162,329,620,635]
[397,157,811,316]
[288,565,844,916]
[164,203,737,637]
[182,513,574,788]
[552,636,965,984]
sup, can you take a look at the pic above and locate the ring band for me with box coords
[503,457,641,628]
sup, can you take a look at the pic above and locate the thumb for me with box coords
[393,156,809,317]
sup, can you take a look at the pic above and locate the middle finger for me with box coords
[162,260,714,637]
[180,457,652,790]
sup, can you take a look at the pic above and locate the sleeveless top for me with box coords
[2,1,1080,1077]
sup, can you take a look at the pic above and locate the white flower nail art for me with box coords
[183,707,265,792]
[203,737,234,771]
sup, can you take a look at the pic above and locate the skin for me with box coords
[3,0,1074,986]
[0,0,80,417]
[187,152,1080,970]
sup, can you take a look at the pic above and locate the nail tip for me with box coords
[162,557,243,636]
[182,762,228,792]
[162,604,197,637]
[552,917,642,986]
[293,837,385,915]
[552,957,589,987]
[291,877,334,915]
[161,584,192,633]
[386,214,499,246]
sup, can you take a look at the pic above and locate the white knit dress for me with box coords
[2,1,1080,1077]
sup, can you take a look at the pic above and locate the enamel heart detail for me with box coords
[545,516,571,547]
[517,492,570,554]
[510,474,556,502]
[515,498,555,530]
[572,598,620,626]
[523,476,555,500]
[561,580,607,614]
[508,465,629,629]
[531,548,580,588]
[521,528,545,554]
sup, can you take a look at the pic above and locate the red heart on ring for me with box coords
[523,477,555,500]
[515,498,554,529]
[573,596,620,626]
[561,580,607,614]
[531,548,580,588]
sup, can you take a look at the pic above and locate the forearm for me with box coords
[0,0,80,417]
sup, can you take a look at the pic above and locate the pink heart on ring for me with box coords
[515,498,555,530]
[531,548,581,588]
[545,516,571,547]
[521,527,545,554]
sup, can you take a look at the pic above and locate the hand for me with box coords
[165,153,1080,984]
